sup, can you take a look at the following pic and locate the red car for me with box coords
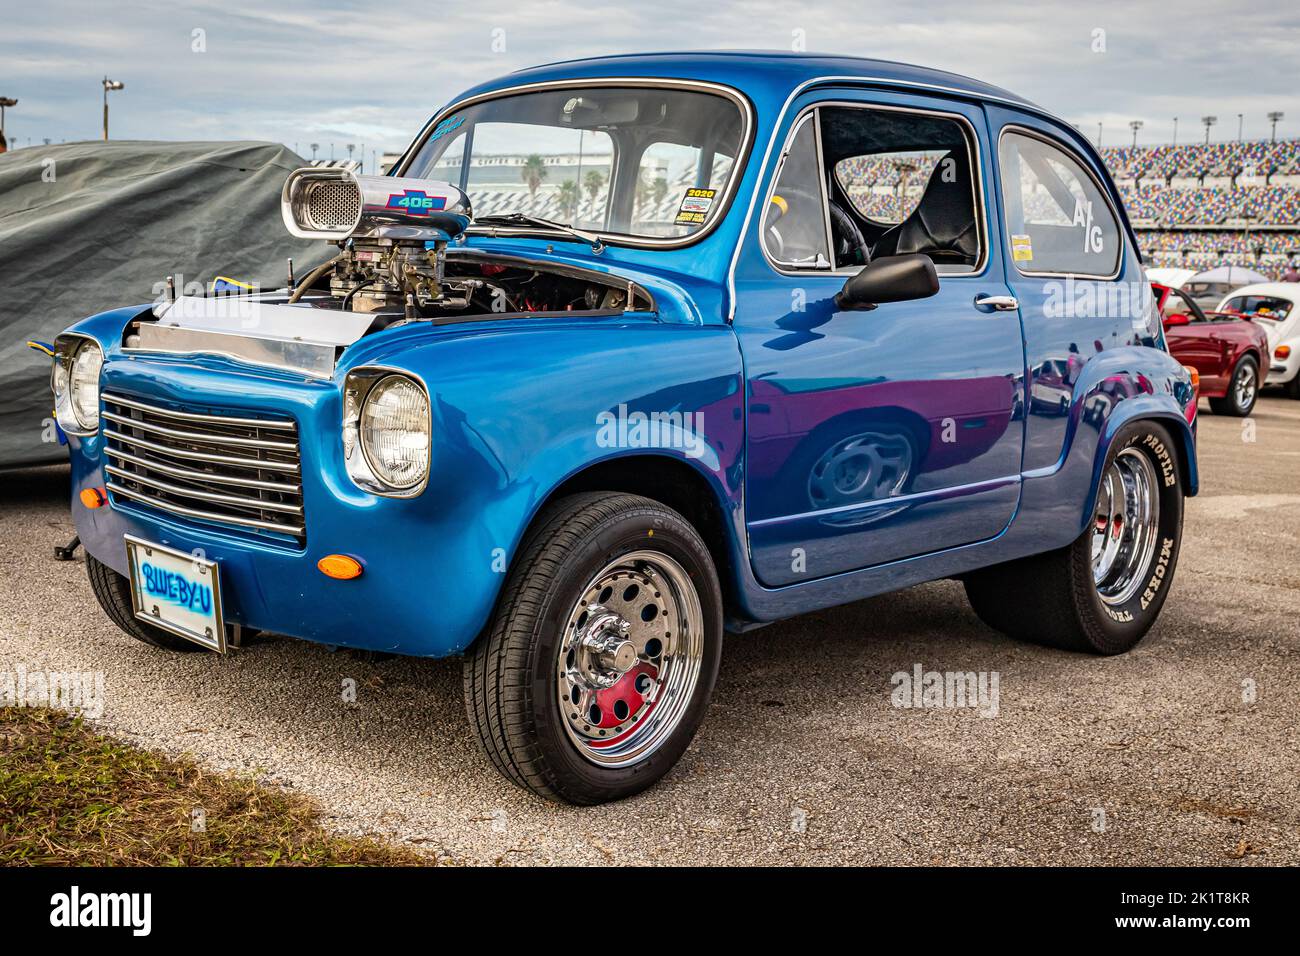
[1153,282,1269,416]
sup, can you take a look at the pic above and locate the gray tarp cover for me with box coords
[0,140,331,467]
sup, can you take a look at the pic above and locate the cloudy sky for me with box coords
[3,0,1297,163]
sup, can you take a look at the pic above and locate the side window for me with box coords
[762,114,831,269]
[819,105,982,272]
[999,131,1120,276]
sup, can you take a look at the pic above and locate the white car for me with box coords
[1215,283,1300,397]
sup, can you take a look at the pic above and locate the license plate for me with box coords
[124,535,227,652]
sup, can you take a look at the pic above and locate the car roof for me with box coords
[450,50,1041,113]
[1219,283,1300,300]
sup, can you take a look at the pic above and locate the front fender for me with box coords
[343,319,746,653]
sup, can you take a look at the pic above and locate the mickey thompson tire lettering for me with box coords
[964,420,1184,655]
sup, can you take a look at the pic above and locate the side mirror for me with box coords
[1163,313,1190,328]
[835,254,939,311]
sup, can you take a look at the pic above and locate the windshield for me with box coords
[404,84,747,243]
[1220,295,1293,320]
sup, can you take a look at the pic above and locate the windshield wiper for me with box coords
[473,213,605,255]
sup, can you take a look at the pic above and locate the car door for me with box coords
[731,89,1026,587]
[984,106,1152,472]
[1164,288,1226,390]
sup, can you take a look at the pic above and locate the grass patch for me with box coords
[0,707,428,866]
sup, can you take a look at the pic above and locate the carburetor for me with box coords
[281,167,472,312]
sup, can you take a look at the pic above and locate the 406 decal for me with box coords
[383,189,449,216]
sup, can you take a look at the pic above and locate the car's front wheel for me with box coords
[463,492,723,804]
[963,420,1184,655]
[86,554,205,652]
[1208,356,1258,416]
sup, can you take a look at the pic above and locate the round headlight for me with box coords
[68,340,103,431]
[360,375,430,490]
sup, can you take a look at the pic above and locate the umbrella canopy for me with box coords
[1187,264,1270,285]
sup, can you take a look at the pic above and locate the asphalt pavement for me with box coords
[2,396,1297,865]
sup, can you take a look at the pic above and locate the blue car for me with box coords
[54,52,1197,804]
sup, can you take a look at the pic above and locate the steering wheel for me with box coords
[764,186,871,268]
[827,198,871,267]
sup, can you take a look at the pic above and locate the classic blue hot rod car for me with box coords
[55,52,1197,804]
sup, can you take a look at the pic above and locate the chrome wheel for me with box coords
[1091,447,1160,606]
[557,550,704,767]
[1233,362,1257,410]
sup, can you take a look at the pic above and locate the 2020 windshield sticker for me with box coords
[1012,234,1034,262]
[674,187,717,226]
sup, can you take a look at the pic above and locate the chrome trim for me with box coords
[102,429,300,473]
[757,99,990,280]
[396,77,756,251]
[104,447,301,493]
[102,392,306,545]
[101,411,298,450]
[104,393,296,430]
[110,484,305,536]
[104,465,304,516]
[995,124,1124,281]
[129,323,340,381]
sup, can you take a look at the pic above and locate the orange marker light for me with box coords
[1276,345,1291,360]
[317,554,363,580]
[79,487,106,509]
[1183,365,1200,393]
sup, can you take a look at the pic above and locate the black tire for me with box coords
[1208,356,1259,416]
[1285,374,1300,400]
[463,492,723,805]
[86,554,205,652]
[963,420,1184,655]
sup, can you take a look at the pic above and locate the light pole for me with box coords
[1237,113,1244,142]
[1129,119,1144,149]
[102,77,124,140]
[310,143,319,161]
[1172,116,1178,146]
[0,97,16,140]
[346,143,355,168]
[1201,115,1217,145]
[1268,111,1284,143]
[1096,122,1103,147]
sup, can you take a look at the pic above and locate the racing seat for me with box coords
[873,150,979,266]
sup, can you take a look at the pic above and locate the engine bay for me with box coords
[319,247,654,326]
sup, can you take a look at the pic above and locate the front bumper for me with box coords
[71,353,497,657]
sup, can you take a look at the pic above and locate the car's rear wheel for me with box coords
[86,554,205,652]
[463,492,723,804]
[1209,356,1258,416]
[963,420,1184,655]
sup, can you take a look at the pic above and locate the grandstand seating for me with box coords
[1095,139,1300,280]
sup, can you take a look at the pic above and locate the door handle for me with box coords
[975,294,1019,312]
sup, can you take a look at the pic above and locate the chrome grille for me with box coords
[102,393,306,547]
[304,179,360,231]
